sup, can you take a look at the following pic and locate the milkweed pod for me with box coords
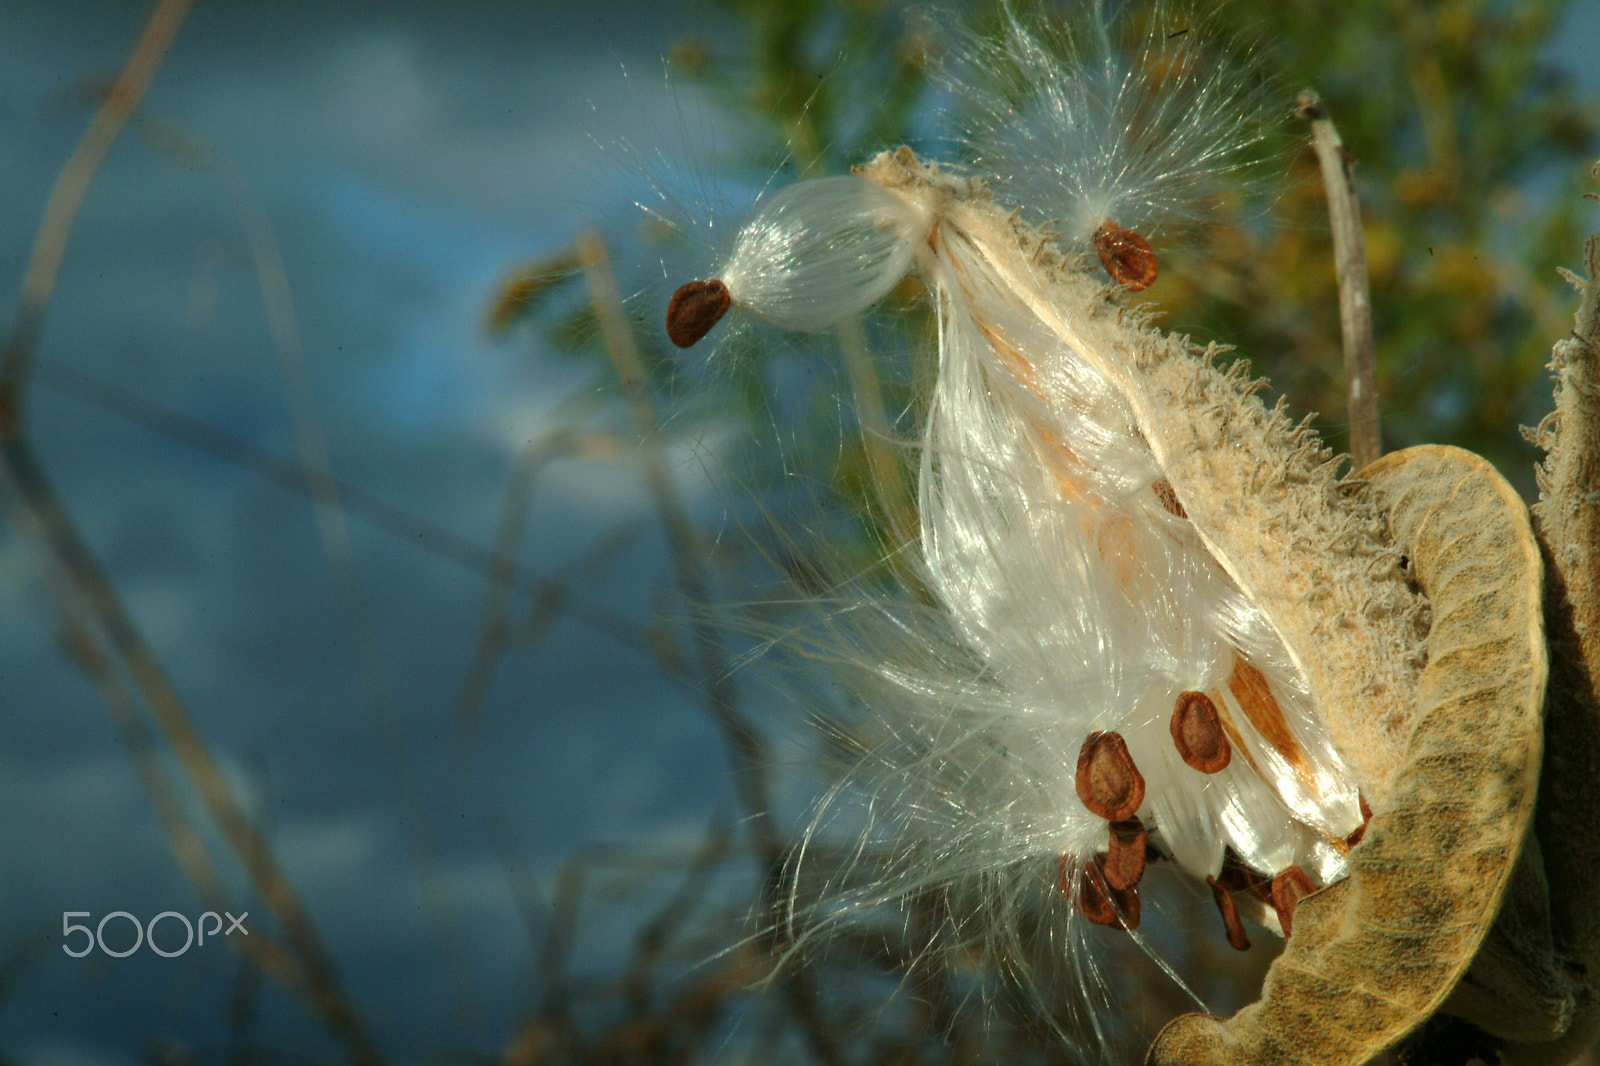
[720,175,931,332]
[1147,446,1548,1066]
[671,3,1467,1057]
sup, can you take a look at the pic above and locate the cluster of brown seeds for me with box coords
[1063,833,1146,930]
[1207,853,1317,950]
[1067,731,1152,929]
[1064,686,1336,949]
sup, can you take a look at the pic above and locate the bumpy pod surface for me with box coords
[1147,445,1547,1066]
[730,146,1444,1046]
[860,146,1427,803]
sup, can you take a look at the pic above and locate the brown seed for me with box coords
[1112,879,1141,930]
[1219,848,1274,903]
[1345,793,1374,848]
[665,278,731,348]
[1066,855,1141,930]
[1094,220,1159,291]
[1271,865,1316,938]
[1207,875,1252,951]
[1072,857,1117,926]
[1171,691,1232,774]
[1076,731,1146,821]
[1103,817,1148,891]
[1228,657,1314,787]
[1152,477,1187,519]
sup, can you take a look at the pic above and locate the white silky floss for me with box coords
[663,1,1421,1048]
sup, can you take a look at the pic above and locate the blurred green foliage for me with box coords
[1201,0,1597,483]
[623,0,1598,506]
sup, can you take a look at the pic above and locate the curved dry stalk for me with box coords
[1523,224,1600,1064]
[1,437,384,1064]
[0,0,195,425]
[1296,90,1381,470]
[0,2,382,1058]
[1148,446,1547,1066]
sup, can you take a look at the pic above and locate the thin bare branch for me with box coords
[454,436,553,734]
[0,435,383,1064]
[0,0,195,428]
[453,429,641,734]
[1296,89,1382,468]
[622,818,734,1014]
[573,230,774,847]
[222,162,403,736]
[35,360,663,666]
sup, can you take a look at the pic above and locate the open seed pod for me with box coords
[1146,226,1600,1066]
[691,134,1584,1061]
[1147,445,1548,1066]
[782,148,1461,1049]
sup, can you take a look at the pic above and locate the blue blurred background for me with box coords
[1,1,759,1060]
[3,1,1599,1063]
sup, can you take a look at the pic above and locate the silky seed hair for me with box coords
[658,1,1426,1056]
[942,0,1286,249]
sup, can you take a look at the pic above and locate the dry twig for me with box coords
[1296,89,1382,468]
[0,2,380,1059]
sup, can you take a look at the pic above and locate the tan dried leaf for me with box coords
[1147,445,1547,1066]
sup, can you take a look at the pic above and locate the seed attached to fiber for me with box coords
[1076,731,1146,821]
[665,278,731,348]
[1171,691,1232,773]
[1094,220,1159,291]
[1104,817,1148,891]
[1152,476,1187,518]
[1064,854,1141,930]
[1207,875,1252,951]
[1227,657,1317,788]
[1271,865,1316,938]
[1217,847,1273,902]
[1345,793,1374,848]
